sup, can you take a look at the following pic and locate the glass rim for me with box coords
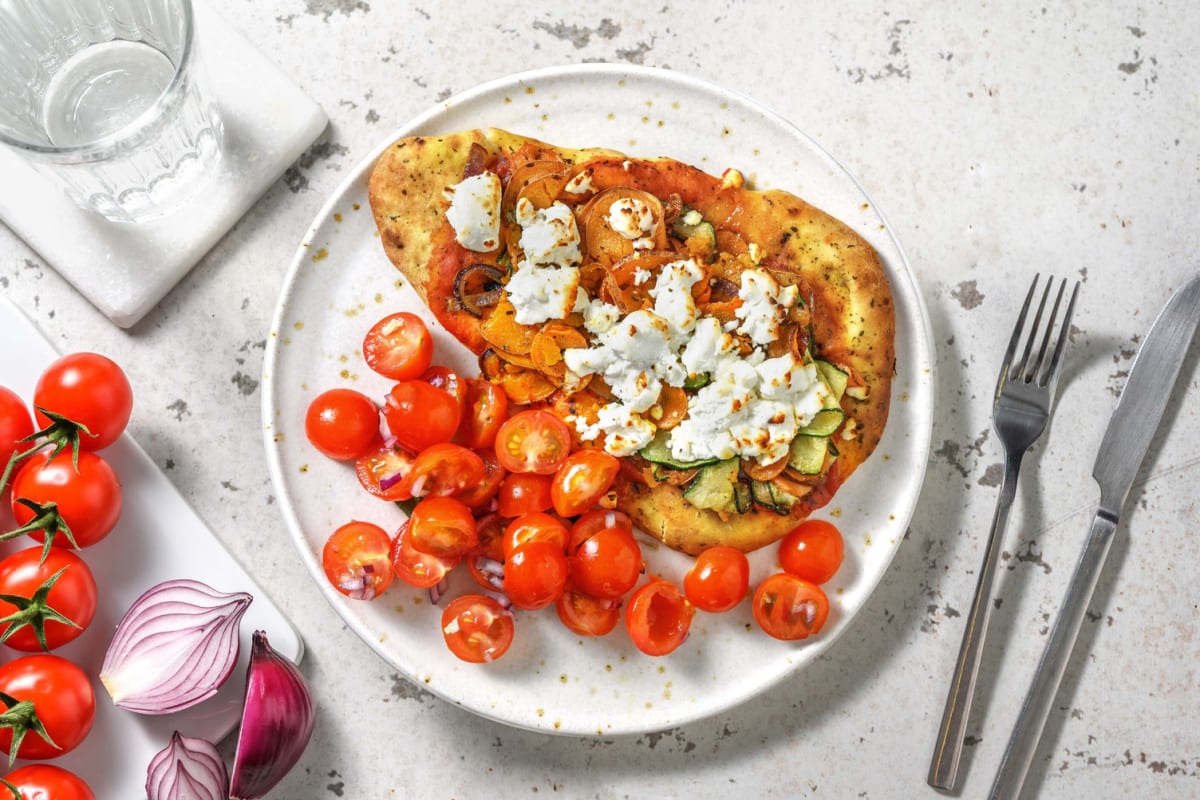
[0,0,198,161]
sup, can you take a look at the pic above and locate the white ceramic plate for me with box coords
[263,64,934,737]
[0,295,302,794]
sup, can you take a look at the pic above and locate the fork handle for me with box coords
[927,450,1023,790]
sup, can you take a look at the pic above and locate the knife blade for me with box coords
[988,274,1200,800]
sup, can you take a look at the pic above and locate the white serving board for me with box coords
[0,293,302,795]
[0,0,327,328]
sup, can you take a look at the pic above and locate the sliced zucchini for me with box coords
[682,459,739,512]
[788,435,828,475]
[797,408,846,437]
[733,481,752,514]
[768,479,805,509]
[639,430,718,470]
[815,359,849,401]
[750,480,777,508]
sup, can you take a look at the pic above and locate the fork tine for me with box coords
[995,275,1040,400]
[1016,277,1054,383]
[1030,279,1067,385]
[1040,281,1080,390]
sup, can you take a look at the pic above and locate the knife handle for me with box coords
[987,511,1118,800]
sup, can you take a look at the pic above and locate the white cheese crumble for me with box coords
[649,259,704,336]
[606,196,656,241]
[573,404,656,457]
[505,262,581,325]
[735,268,799,345]
[444,172,501,252]
[515,198,582,267]
[564,169,594,195]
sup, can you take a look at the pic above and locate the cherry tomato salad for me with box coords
[307,311,850,663]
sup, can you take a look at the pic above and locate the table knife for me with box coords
[988,273,1200,800]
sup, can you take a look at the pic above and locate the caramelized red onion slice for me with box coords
[230,630,315,800]
[146,731,229,800]
[100,579,253,714]
[453,264,505,317]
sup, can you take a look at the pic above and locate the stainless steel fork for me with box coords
[928,274,1080,790]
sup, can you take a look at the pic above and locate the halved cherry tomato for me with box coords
[408,496,477,558]
[421,366,468,416]
[363,312,433,381]
[33,352,132,451]
[752,573,830,640]
[11,450,121,549]
[4,764,95,800]
[0,654,95,760]
[354,444,416,501]
[304,388,380,461]
[383,380,462,453]
[503,540,568,610]
[568,509,634,552]
[551,449,620,517]
[497,472,553,517]
[503,512,569,558]
[0,546,97,651]
[493,409,572,475]
[555,587,621,637]
[389,520,460,589]
[321,520,394,600]
[400,444,484,498]
[568,525,641,600]
[778,519,844,584]
[625,578,693,656]
[683,546,750,613]
[1,385,35,473]
[441,594,515,663]
[465,514,507,591]
[454,378,508,449]
[454,450,507,511]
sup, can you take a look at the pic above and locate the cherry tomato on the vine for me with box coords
[11,450,121,549]
[354,444,416,502]
[493,410,572,475]
[362,312,433,381]
[3,764,95,800]
[33,352,132,451]
[401,443,485,498]
[389,520,460,589]
[454,378,508,450]
[683,546,750,613]
[497,472,553,517]
[503,539,569,610]
[0,546,97,652]
[0,385,34,472]
[441,594,515,663]
[778,520,844,584]
[304,388,380,461]
[551,449,620,517]
[322,521,394,600]
[568,525,641,600]
[0,654,95,761]
[555,588,621,637]
[383,380,462,454]
[751,573,830,640]
[408,496,477,558]
[625,578,693,656]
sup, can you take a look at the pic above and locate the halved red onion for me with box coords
[146,731,229,800]
[230,630,315,800]
[100,579,253,714]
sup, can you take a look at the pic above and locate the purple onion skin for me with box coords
[229,630,315,800]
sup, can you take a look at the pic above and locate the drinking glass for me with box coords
[0,0,223,222]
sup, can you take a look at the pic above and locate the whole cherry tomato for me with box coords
[408,496,477,558]
[354,444,416,502]
[778,520,844,584]
[503,540,568,611]
[568,509,634,552]
[304,388,380,461]
[3,764,95,800]
[555,588,621,637]
[401,444,485,498]
[441,594,515,663]
[321,520,394,600]
[454,378,508,450]
[362,312,433,381]
[752,573,830,640]
[389,520,460,589]
[0,654,95,760]
[11,449,121,549]
[383,380,462,454]
[625,578,693,656]
[0,546,97,651]
[503,512,569,557]
[420,366,468,417]
[683,546,750,613]
[493,410,572,475]
[33,352,132,451]
[568,525,641,600]
[497,472,554,517]
[551,449,620,517]
[0,385,34,473]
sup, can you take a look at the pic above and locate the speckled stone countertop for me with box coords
[2,2,1198,798]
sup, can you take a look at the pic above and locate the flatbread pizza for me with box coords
[368,128,894,555]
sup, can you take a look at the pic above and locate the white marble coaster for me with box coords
[0,1,327,328]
